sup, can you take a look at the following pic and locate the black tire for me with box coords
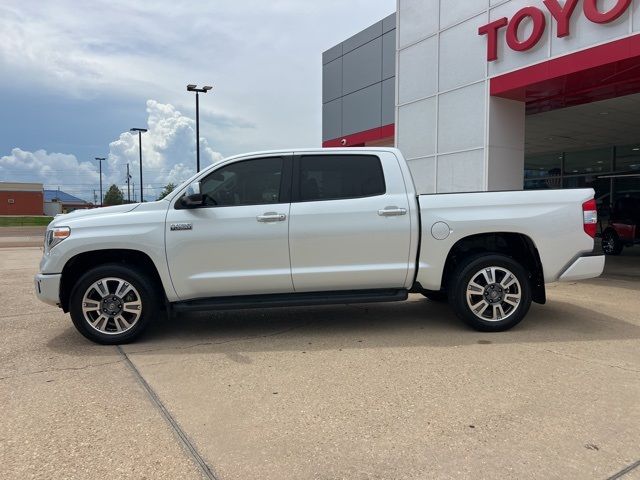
[448,254,532,332]
[69,264,160,344]
[602,229,623,256]
[421,291,448,302]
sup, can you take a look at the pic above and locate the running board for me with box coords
[172,289,409,313]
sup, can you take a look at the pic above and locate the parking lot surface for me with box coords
[1,246,639,479]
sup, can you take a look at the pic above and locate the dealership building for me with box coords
[322,0,640,206]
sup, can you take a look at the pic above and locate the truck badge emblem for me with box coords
[170,223,193,231]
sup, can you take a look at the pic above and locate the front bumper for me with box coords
[34,273,62,307]
[559,255,605,282]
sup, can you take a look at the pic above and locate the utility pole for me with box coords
[130,128,147,202]
[187,84,213,172]
[93,190,97,206]
[126,163,131,203]
[95,157,106,207]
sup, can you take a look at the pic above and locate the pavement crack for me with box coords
[529,346,640,374]
[116,345,218,480]
[607,459,640,480]
[0,359,124,381]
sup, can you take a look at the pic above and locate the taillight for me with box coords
[582,199,597,238]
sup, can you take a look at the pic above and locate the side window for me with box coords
[200,157,284,207]
[298,155,385,202]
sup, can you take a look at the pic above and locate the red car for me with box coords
[601,195,640,255]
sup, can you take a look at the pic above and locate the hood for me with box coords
[50,203,141,226]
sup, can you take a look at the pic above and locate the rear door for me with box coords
[288,151,412,292]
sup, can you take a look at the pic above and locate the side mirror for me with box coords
[180,181,204,208]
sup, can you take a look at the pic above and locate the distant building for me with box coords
[44,190,93,215]
[0,182,44,215]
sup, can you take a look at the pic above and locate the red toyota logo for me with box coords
[479,0,632,62]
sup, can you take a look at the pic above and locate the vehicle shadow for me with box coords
[47,295,640,357]
[46,294,640,357]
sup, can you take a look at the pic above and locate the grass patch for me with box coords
[0,216,53,227]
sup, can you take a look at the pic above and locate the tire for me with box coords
[448,254,532,332]
[69,264,160,344]
[421,291,448,302]
[602,229,623,256]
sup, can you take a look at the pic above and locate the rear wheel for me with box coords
[69,264,159,344]
[602,229,623,255]
[449,254,532,332]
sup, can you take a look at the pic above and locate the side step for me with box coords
[172,288,409,313]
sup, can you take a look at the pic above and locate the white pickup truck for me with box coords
[35,148,604,344]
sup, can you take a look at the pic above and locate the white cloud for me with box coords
[107,100,223,200]
[0,100,223,202]
[0,149,100,200]
[0,0,395,154]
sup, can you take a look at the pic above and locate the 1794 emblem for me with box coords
[170,223,193,231]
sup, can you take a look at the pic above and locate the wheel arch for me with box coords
[440,232,546,304]
[60,249,167,312]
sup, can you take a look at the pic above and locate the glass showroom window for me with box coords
[524,153,562,190]
[564,147,613,175]
[615,144,640,173]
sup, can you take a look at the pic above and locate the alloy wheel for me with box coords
[81,277,143,334]
[465,266,522,322]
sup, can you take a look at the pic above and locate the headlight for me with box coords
[45,226,71,251]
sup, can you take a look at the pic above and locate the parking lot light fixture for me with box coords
[186,84,213,173]
[95,157,106,207]
[130,128,148,202]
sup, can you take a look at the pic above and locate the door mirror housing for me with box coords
[179,181,204,208]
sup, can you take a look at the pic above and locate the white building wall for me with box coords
[396,0,639,193]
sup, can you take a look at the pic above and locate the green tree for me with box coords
[158,182,176,200]
[103,184,124,206]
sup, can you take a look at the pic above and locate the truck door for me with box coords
[288,152,412,292]
[165,155,294,300]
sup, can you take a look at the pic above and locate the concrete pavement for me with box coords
[1,247,639,479]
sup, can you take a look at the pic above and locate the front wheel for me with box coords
[449,254,532,332]
[69,264,159,344]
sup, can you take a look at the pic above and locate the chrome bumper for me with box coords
[559,255,605,282]
[34,273,62,306]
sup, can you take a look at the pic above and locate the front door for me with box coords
[165,155,293,300]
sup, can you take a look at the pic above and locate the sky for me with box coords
[0,0,395,201]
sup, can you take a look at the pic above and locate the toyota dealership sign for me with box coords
[479,0,632,61]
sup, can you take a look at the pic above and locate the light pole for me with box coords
[95,157,106,207]
[130,128,148,202]
[187,84,213,172]
[126,164,131,203]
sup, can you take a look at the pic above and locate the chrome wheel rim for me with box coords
[81,277,142,335]
[466,267,521,322]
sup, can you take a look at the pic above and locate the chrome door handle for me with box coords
[257,212,287,223]
[378,206,407,217]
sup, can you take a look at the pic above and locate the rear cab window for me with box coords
[296,154,386,202]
